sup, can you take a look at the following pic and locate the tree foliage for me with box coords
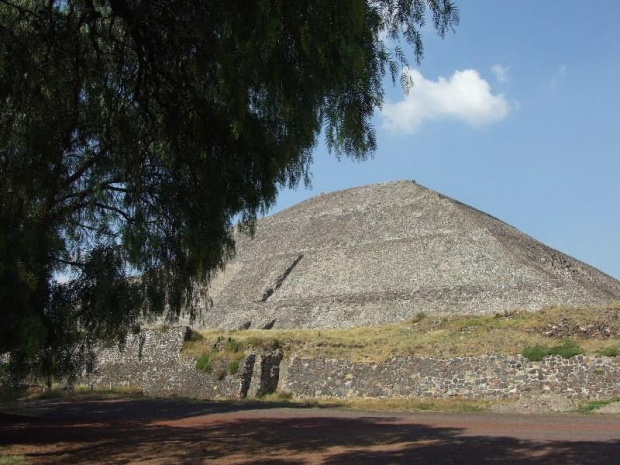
[0,0,458,379]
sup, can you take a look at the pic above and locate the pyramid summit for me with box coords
[198,181,620,329]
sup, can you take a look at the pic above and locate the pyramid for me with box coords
[197,181,620,329]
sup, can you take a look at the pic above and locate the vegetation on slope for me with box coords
[184,304,620,362]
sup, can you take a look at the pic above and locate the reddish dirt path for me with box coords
[1,398,619,464]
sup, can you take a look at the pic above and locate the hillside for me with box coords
[186,304,620,362]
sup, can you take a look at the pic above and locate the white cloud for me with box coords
[492,64,510,83]
[382,69,511,134]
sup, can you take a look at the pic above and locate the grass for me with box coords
[262,391,294,401]
[193,337,246,377]
[322,397,493,413]
[230,389,494,413]
[1,384,142,405]
[575,398,619,414]
[252,393,494,413]
[522,340,583,361]
[0,386,144,420]
[37,385,143,400]
[184,304,620,362]
[598,346,620,357]
[196,353,214,373]
[225,337,244,353]
[228,359,240,375]
[0,455,27,465]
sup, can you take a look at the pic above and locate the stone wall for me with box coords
[86,326,281,399]
[87,327,620,401]
[279,354,620,400]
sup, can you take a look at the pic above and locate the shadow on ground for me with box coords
[1,398,618,464]
[1,396,325,423]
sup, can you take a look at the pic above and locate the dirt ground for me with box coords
[1,398,620,464]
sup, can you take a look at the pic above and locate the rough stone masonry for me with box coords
[87,327,620,401]
[195,181,620,330]
[86,327,282,399]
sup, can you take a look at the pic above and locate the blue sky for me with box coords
[268,0,620,280]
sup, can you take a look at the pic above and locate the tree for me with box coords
[0,0,458,379]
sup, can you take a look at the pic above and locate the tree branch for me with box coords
[63,156,98,188]
[94,202,134,223]
[53,257,85,268]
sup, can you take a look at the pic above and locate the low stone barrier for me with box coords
[86,326,620,401]
[279,354,620,400]
[86,326,281,398]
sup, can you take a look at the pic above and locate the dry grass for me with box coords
[575,398,620,414]
[14,385,143,404]
[313,396,495,413]
[184,303,620,362]
[0,455,26,465]
[230,392,495,413]
[1,384,144,409]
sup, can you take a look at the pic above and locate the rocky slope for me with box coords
[195,181,620,329]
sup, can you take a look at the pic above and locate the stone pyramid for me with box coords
[198,181,620,329]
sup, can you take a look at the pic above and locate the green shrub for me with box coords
[522,345,549,361]
[225,337,243,353]
[228,359,240,375]
[196,354,214,373]
[598,346,620,357]
[548,340,583,359]
[576,398,618,414]
[522,340,583,361]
